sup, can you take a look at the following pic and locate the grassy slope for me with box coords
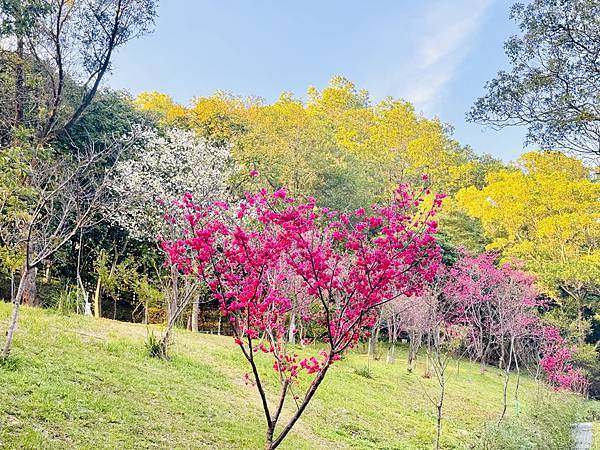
[0,303,597,449]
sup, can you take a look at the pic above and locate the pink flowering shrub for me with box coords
[160,182,443,449]
[540,326,589,393]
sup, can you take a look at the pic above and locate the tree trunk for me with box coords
[435,382,445,450]
[2,267,28,358]
[159,321,173,359]
[408,329,422,373]
[576,302,584,346]
[21,267,38,307]
[288,310,296,344]
[267,363,331,449]
[433,327,446,450]
[143,296,149,324]
[368,322,380,359]
[14,34,24,131]
[498,340,505,370]
[387,343,396,364]
[93,277,102,318]
[479,348,487,374]
[498,337,514,424]
[374,325,381,360]
[10,270,15,302]
[168,266,179,323]
[424,333,432,378]
[191,300,199,333]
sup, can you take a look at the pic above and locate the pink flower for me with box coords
[158,180,444,443]
[273,188,287,199]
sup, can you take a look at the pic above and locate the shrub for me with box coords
[471,393,584,449]
[145,330,163,358]
[354,366,374,379]
[572,344,600,399]
[48,287,83,315]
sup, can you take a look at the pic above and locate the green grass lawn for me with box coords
[0,303,597,449]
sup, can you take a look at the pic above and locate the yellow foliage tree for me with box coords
[457,151,600,342]
[135,92,187,126]
[138,77,499,219]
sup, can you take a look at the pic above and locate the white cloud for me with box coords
[378,0,494,112]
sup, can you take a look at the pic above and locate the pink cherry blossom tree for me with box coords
[382,294,430,371]
[161,182,443,449]
[539,325,589,394]
[489,263,543,422]
[381,296,412,365]
[444,251,587,411]
[444,253,499,374]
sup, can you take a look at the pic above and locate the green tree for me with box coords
[171,77,493,212]
[468,0,600,160]
[0,148,32,298]
[0,0,157,145]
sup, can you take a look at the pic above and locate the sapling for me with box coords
[162,181,444,449]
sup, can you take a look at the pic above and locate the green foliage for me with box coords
[0,147,35,273]
[47,287,83,315]
[472,394,586,450]
[457,151,600,343]
[93,250,138,300]
[353,366,374,379]
[133,276,163,314]
[56,90,152,153]
[0,1,48,36]
[144,330,162,358]
[468,0,600,159]
[572,344,600,398]
[436,201,490,255]
[0,353,21,370]
[139,77,495,212]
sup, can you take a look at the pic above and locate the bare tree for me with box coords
[380,296,417,366]
[148,200,213,359]
[1,132,138,358]
[419,284,466,450]
[151,260,201,359]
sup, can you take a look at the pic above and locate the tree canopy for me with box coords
[468,0,600,161]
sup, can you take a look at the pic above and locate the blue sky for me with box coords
[108,0,531,161]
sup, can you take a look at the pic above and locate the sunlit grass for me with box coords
[0,302,596,449]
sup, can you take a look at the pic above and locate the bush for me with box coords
[354,366,374,379]
[144,330,163,358]
[471,393,585,449]
[572,344,600,399]
[47,287,84,315]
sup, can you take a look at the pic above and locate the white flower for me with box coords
[109,127,232,240]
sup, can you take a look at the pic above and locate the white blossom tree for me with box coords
[108,127,232,352]
[110,126,231,240]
